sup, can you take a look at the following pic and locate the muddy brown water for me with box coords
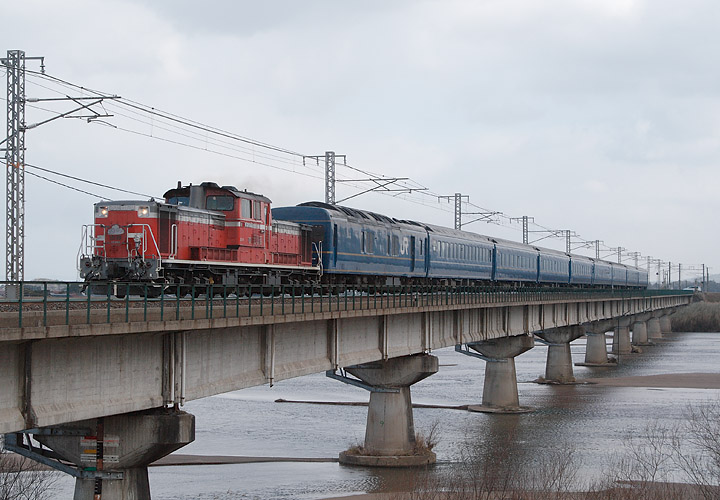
[46,331,720,499]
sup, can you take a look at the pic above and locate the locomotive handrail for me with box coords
[169,224,178,260]
[312,241,323,276]
[77,224,106,271]
[129,224,163,272]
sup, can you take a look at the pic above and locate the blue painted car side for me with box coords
[493,239,540,283]
[593,260,613,286]
[272,203,427,279]
[610,262,628,287]
[539,248,571,284]
[424,224,494,281]
[272,203,647,289]
[570,255,594,285]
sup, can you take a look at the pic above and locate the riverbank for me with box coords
[671,298,720,331]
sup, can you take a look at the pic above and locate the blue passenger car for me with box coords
[272,201,647,289]
[570,255,594,285]
[538,248,571,284]
[424,224,494,282]
[593,260,613,286]
[611,263,628,287]
[272,202,427,283]
[493,239,539,283]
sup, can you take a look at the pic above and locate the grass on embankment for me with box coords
[671,300,720,332]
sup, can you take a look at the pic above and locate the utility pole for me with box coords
[564,230,571,253]
[324,151,336,205]
[438,193,468,230]
[678,263,682,290]
[702,263,705,291]
[668,262,671,289]
[595,240,601,260]
[2,51,116,297]
[439,193,499,230]
[627,251,641,268]
[306,151,418,205]
[304,151,345,205]
[617,247,625,264]
[2,51,43,298]
[510,216,534,245]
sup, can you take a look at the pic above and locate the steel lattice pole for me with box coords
[325,151,336,205]
[454,193,462,230]
[5,50,26,292]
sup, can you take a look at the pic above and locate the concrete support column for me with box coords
[632,320,649,346]
[36,409,194,500]
[575,320,616,367]
[647,316,663,341]
[659,315,672,335]
[467,335,534,413]
[611,318,632,355]
[585,333,609,364]
[535,326,584,384]
[339,354,438,467]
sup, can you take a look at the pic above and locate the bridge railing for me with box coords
[0,281,694,330]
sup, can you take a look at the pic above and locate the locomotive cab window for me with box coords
[168,196,189,206]
[241,199,251,218]
[207,195,234,211]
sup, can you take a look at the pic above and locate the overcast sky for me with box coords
[1,0,717,282]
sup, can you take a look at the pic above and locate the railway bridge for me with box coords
[0,282,692,498]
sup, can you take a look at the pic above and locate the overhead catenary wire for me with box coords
[0,159,151,199]
[10,67,693,268]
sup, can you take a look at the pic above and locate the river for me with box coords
[49,331,720,499]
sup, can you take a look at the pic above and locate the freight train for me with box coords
[78,182,648,295]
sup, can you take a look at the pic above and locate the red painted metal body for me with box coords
[80,182,315,286]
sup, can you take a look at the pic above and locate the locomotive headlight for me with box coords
[138,206,150,217]
[98,206,109,218]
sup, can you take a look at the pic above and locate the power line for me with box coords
[25,69,307,158]
[13,67,695,270]
[0,159,152,198]
[25,169,103,198]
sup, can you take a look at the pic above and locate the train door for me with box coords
[158,207,177,257]
[491,245,497,281]
[424,238,430,275]
[410,236,416,272]
[333,224,338,265]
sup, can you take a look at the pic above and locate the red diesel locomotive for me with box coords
[79,182,318,295]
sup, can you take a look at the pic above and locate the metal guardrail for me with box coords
[0,281,694,330]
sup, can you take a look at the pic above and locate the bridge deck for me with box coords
[0,283,693,434]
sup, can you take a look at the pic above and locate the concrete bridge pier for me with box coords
[466,335,534,413]
[35,408,194,500]
[631,318,650,346]
[647,315,663,341]
[575,321,616,366]
[660,315,673,335]
[339,354,438,467]
[535,326,584,383]
[611,317,633,355]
